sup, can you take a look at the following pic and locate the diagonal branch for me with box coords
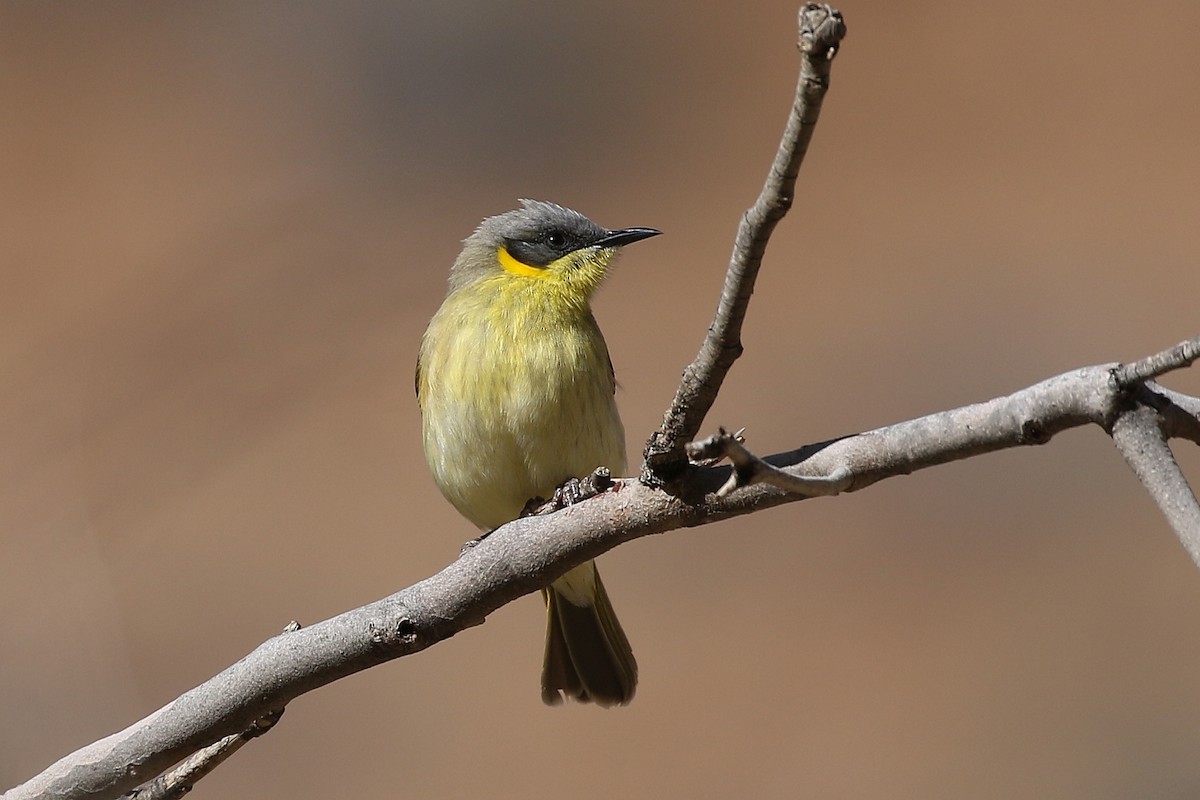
[641,3,847,484]
[1111,403,1200,566]
[14,348,1199,800]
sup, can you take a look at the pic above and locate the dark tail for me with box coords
[541,562,637,706]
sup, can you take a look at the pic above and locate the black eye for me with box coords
[544,230,566,249]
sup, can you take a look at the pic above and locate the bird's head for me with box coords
[451,199,660,306]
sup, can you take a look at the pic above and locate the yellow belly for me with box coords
[417,280,625,530]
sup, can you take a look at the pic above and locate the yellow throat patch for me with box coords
[497,245,551,279]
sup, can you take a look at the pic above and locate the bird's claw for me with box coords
[520,467,614,518]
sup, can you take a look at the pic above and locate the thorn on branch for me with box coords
[686,428,852,498]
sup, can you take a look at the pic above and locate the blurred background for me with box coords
[3,1,1200,797]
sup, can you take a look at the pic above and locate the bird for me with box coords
[416,199,659,706]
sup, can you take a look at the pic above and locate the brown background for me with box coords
[4,2,1200,797]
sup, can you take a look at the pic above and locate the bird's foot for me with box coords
[521,467,614,518]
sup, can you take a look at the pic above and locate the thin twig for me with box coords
[641,3,847,484]
[1145,382,1200,445]
[686,428,852,497]
[1111,335,1200,388]
[1111,404,1200,567]
[125,710,282,800]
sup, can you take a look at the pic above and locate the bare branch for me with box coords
[1144,382,1200,445]
[641,3,847,484]
[1111,404,1200,566]
[12,354,1178,800]
[1111,335,1200,388]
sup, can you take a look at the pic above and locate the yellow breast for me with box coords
[417,276,626,530]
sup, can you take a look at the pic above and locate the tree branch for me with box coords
[1143,381,1200,445]
[1111,403,1200,566]
[1111,337,1200,388]
[10,342,1199,800]
[685,428,852,497]
[641,3,847,484]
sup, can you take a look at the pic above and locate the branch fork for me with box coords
[686,428,852,498]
